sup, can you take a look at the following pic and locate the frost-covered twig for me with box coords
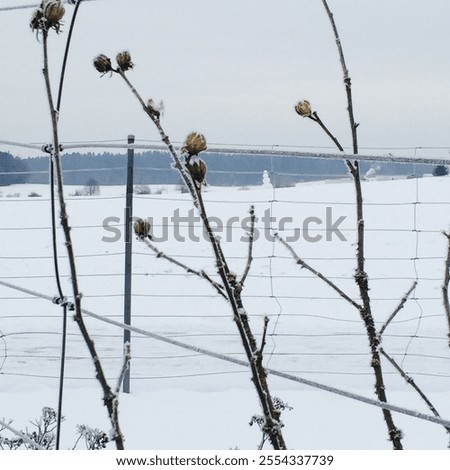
[116,343,131,395]
[346,159,403,449]
[240,205,256,286]
[0,418,45,450]
[442,232,450,347]
[294,102,344,152]
[32,5,125,450]
[309,112,344,152]
[276,165,403,447]
[135,228,227,299]
[259,316,270,357]
[379,281,418,338]
[275,233,361,310]
[296,2,401,448]
[320,0,358,153]
[380,348,450,437]
[96,53,287,449]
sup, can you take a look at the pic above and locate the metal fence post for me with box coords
[123,134,135,393]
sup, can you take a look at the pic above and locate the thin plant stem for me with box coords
[56,0,84,113]
[116,343,131,395]
[42,31,125,450]
[240,205,256,286]
[139,235,227,299]
[53,0,85,450]
[442,232,450,347]
[379,281,417,338]
[320,0,358,154]
[380,348,450,436]
[275,233,361,310]
[116,70,287,449]
[346,159,403,449]
[308,112,344,152]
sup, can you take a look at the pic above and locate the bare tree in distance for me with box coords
[84,177,100,196]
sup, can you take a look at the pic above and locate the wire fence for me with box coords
[1,146,450,442]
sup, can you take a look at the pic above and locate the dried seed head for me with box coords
[116,51,133,72]
[93,54,113,74]
[31,1,65,34]
[186,159,208,184]
[43,1,65,23]
[134,218,151,239]
[294,100,312,118]
[182,132,207,157]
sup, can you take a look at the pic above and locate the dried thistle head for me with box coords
[116,51,133,72]
[186,159,208,184]
[31,1,65,34]
[133,218,151,239]
[181,132,207,158]
[294,100,312,118]
[44,1,65,23]
[93,54,113,75]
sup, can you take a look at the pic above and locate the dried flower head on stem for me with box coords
[181,132,207,158]
[116,51,133,72]
[31,1,65,35]
[186,159,208,185]
[93,54,113,75]
[294,100,312,117]
[133,218,151,239]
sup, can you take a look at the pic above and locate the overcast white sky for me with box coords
[1,0,450,158]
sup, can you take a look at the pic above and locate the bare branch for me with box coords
[139,235,227,300]
[442,231,450,347]
[379,281,418,338]
[320,0,358,153]
[115,343,131,395]
[41,32,125,450]
[111,63,287,450]
[380,348,450,436]
[259,316,270,357]
[275,233,362,311]
[308,112,344,152]
[345,160,403,450]
[240,205,256,286]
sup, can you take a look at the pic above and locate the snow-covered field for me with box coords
[0,175,450,450]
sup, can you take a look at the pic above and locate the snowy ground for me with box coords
[0,175,450,450]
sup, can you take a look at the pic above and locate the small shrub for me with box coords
[433,165,449,177]
[6,193,20,198]
[134,184,152,195]
[28,191,42,197]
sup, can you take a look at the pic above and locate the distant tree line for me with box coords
[2,150,440,187]
[0,152,29,186]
